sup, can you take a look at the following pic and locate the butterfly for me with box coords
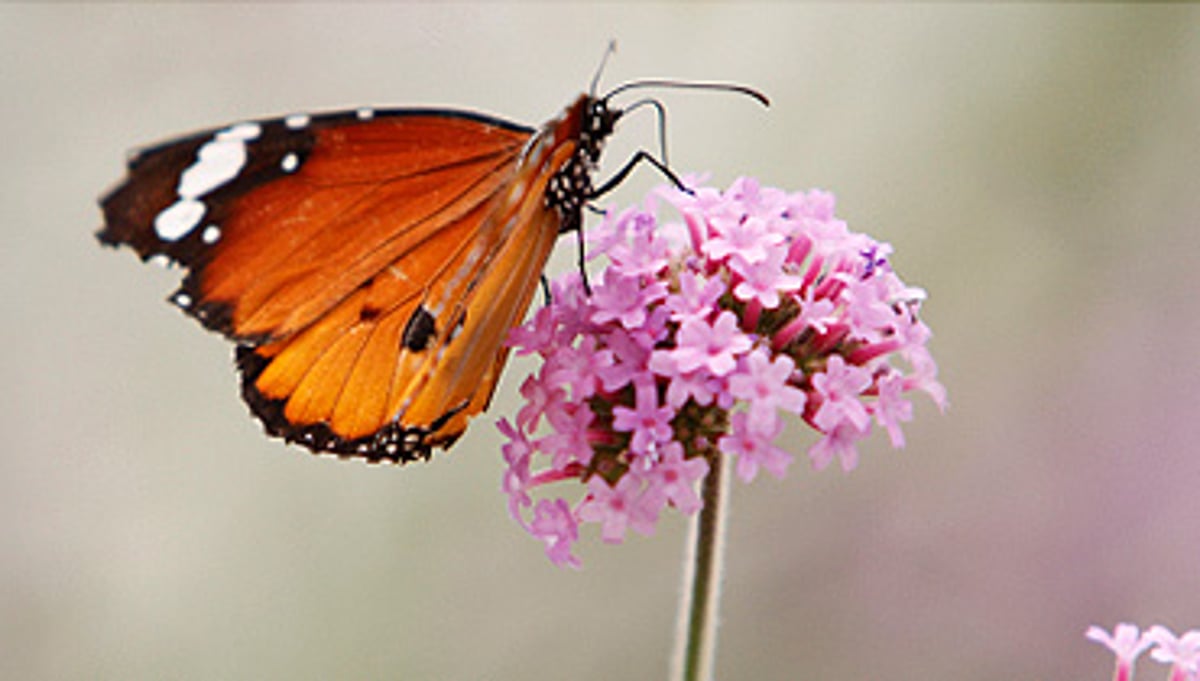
[97,72,767,464]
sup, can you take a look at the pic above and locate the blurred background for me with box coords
[3,5,1198,680]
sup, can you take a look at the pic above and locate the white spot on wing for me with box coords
[356,107,374,121]
[176,135,249,198]
[173,292,193,308]
[285,113,311,129]
[154,199,206,241]
[154,122,261,242]
[201,224,221,244]
[281,153,299,173]
[219,122,262,142]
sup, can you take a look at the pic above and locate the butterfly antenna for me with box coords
[589,40,619,96]
[603,79,769,108]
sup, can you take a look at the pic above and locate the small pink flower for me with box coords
[665,271,725,324]
[871,371,914,448]
[529,498,581,568]
[729,245,803,308]
[611,379,675,455]
[498,418,533,521]
[811,355,873,433]
[639,442,710,515]
[578,475,658,543]
[1087,623,1152,681]
[1147,626,1200,681]
[543,336,600,400]
[541,403,594,469]
[659,365,719,409]
[507,305,559,356]
[785,284,838,339]
[668,311,753,377]
[837,272,903,342]
[904,343,948,412]
[594,327,651,393]
[516,374,559,432]
[606,211,672,276]
[703,213,783,264]
[728,349,807,434]
[719,411,793,482]
[808,421,869,472]
[589,266,667,329]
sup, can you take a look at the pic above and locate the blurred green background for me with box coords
[3,4,1197,680]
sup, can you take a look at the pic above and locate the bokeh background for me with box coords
[4,5,1197,680]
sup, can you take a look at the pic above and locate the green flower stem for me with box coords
[671,446,730,681]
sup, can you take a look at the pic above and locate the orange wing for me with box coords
[99,98,600,462]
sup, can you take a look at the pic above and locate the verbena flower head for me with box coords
[501,177,945,566]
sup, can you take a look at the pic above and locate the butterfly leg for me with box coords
[589,149,690,200]
[575,225,592,295]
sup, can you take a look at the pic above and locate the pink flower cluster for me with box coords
[500,177,945,566]
[1088,623,1200,681]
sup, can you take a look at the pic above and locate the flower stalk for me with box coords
[672,444,729,681]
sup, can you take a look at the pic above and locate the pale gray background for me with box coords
[4,5,1198,680]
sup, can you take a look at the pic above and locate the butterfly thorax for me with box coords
[543,95,619,234]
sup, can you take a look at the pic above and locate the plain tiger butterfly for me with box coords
[97,65,767,464]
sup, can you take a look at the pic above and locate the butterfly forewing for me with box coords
[100,96,600,462]
[101,110,533,342]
